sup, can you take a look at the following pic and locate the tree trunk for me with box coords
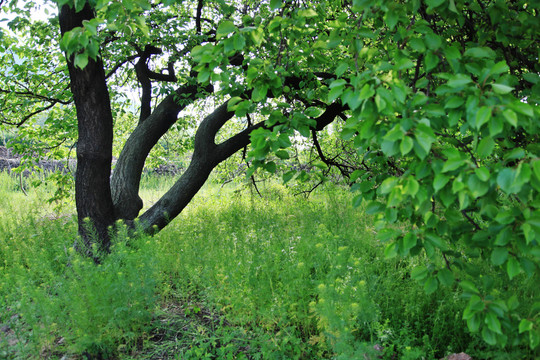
[59,4,116,253]
[57,5,348,249]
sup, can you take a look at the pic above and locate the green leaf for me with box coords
[197,69,210,83]
[402,233,417,252]
[411,266,429,281]
[506,256,521,279]
[497,168,518,194]
[523,72,540,84]
[477,137,495,158]
[482,327,498,345]
[433,173,450,192]
[533,160,540,181]
[464,47,496,59]
[74,0,86,12]
[328,86,344,102]
[396,57,414,70]
[252,84,268,102]
[490,61,509,75]
[409,38,425,52]
[384,242,398,258]
[465,295,485,317]
[313,160,328,170]
[426,0,445,8]
[475,167,490,182]
[489,115,504,136]
[447,74,472,88]
[404,177,419,196]
[491,247,508,266]
[233,34,246,50]
[384,10,398,29]
[491,83,514,94]
[298,9,318,18]
[519,319,534,333]
[437,268,454,287]
[460,280,480,294]
[216,20,237,39]
[335,62,349,77]
[74,53,89,69]
[283,170,295,183]
[504,148,525,162]
[365,201,384,214]
[415,123,436,155]
[442,157,465,173]
[425,51,439,72]
[485,312,502,334]
[275,150,289,159]
[379,177,398,195]
[425,232,447,250]
[424,276,438,294]
[384,125,404,142]
[468,174,489,198]
[82,19,98,36]
[265,161,277,173]
[448,0,458,13]
[249,27,264,46]
[509,101,534,117]
[358,84,375,100]
[502,109,518,127]
[445,96,464,109]
[424,33,442,50]
[270,0,282,10]
[475,106,492,129]
[330,79,347,88]
[531,330,540,349]
[400,136,414,155]
[467,314,482,332]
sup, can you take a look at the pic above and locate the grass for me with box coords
[0,171,537,359]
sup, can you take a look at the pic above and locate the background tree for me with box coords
[0,0,539,349]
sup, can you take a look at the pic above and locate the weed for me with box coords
[0,175,537,359]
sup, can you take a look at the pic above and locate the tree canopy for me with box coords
[1,0,539,350]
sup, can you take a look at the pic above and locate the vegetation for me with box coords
[0,172,537,359]
[0,0,539,355]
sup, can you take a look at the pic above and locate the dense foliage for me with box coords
[0,174,537,359]
[1,0,539,352]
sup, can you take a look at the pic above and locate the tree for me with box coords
[1,0,539,349]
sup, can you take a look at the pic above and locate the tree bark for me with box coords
[111,83,211,220]
[138,101,235,232]
[59,4,116,253]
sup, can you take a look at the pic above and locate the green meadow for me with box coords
[0,172,536,359]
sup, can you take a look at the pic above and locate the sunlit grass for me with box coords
[0,172,537,359]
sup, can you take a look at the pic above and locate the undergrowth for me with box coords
[0,172,536,359]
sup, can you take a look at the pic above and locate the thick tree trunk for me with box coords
[59,4,116,253]
[56,5,347,254]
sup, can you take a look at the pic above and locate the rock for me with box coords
[0,146,75,175]
[441,352,472,360]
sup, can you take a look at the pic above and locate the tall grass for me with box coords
[0,173,537,359]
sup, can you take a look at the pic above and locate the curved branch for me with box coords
[135,45,178,123]
[106,54,139,79]
[137,100,348,233]
[111,82,213,220]
[196,0,204,34]
[138,101,234,232]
